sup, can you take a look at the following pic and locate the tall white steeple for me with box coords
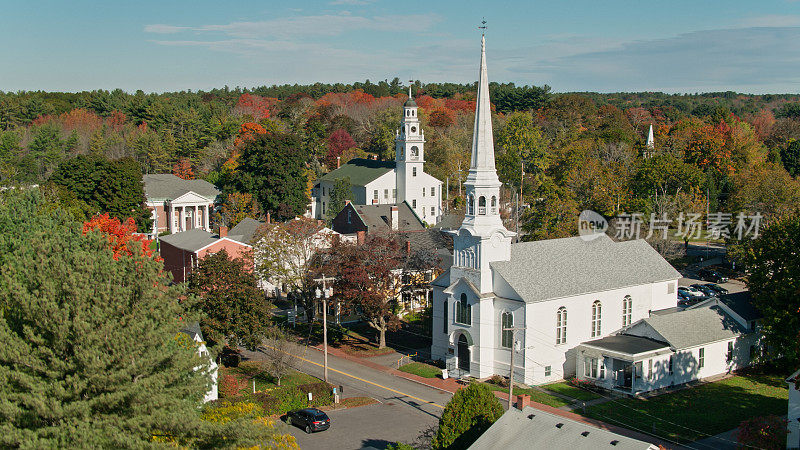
[646,124,655,149]
[395,85,425,208]
[451,34,515,294]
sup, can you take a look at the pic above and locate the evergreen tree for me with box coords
[431,383,504,449]
[0,191,282,448]
[327,176,352,221]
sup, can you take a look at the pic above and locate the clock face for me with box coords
[411,126,417,133]
[491,233,503,248]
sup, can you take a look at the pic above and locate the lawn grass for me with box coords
[398,362,442,378]
[228,363,319,392]
[581,373,789,443]
[542,381,602,402]
[479,382,570,408]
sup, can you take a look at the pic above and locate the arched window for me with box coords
[491,196,497,214]
[456,293,471,325]
[501,311,513,348]
[410,146,419,159]
[478,196,486,215]
[591,301,602,337]
[467,195,474,215]
[622,295,632,327]
[556,307,567,344]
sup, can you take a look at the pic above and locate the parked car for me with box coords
[703,283,728,295]
[698,268,728,283]
[690,284,717,297]
[678,286,706,300]
[285,408,330,434]
[677,290,692,302]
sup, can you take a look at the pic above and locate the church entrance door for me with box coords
[457,335,470,372]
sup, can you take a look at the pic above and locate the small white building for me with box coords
[313,89,442,224]
[788,369,800,449]
[430,35,681,385]
[181,323,218,403]
[575,301,761,394]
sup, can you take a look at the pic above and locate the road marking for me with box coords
[264,345,445,410]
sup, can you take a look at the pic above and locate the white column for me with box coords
[179,206,185,233]
[204,204,210,231]
[168,204,173,234]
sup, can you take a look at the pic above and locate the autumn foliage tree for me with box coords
[326,128,357,168]
[736,415,786,450]
[172,157,194,180]
[83,213,154,260]
[324,235,405,348]
[217,192,262,228]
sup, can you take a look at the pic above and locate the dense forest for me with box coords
[2,78,799,240]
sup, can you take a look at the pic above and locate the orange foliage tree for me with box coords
[232,93,274,120]
[83,213,154,260]
[59,108,102,133]
[172,158,194,180]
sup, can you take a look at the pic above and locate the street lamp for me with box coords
[314,274,335,383]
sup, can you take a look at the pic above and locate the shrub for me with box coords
[432,383,504,449]
[201,401,262,423]
[489,374,508,388]
[250,382,333,416]
[219,373,242,398]
[737,415,787,450]
[386,443,416,450]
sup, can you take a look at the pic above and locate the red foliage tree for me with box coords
[736,415,786,450]
[326,128,357,168]
[83,213,154,260]
[232,93,274,120]
[428,108,456,128]
[172,158,194,180]
[60,108,102,133]
[106,110,128,132]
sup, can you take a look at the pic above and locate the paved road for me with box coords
[242,343,452,449]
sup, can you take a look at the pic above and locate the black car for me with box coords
[703,283,728,295]
[690,284,717,297]
[698,268,728,283]
[286,408,330,434]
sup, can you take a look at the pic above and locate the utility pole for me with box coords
[314,274,335,383]
[503,326,525,410]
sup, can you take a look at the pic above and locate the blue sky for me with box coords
[2,0,800,93]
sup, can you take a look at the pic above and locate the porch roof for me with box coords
[582,335,670,357]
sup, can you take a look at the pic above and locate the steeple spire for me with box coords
[646,124,655,149]
[467,34,500,184]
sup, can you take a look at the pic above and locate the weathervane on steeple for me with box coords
[408,79,413,99]
[478,18,487,36]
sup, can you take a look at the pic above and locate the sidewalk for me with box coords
[311,343,463,393]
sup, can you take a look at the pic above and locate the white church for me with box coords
[313,89,443,224]
[430,35,683,386]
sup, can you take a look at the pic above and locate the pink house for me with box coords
[159,226,252,283]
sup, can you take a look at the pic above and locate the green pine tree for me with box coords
[432,383,504,449]
[0,191,286,448]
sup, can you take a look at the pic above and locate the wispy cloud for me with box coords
[143,24,191,34]
[329,0,374,5]
[740,14,800,27]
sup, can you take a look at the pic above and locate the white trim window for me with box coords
[455,293,471,325]
[501,311,513,348]
[584,357,598,378]
[591,300,602,337]
[556,307,567,345]
[622,295,632,327]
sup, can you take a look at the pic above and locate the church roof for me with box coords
[490,234,681,303]
[143,174,220,201]
[317,158,395,187]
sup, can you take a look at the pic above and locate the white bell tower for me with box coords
[451,35,516,293]
[395,86,425,206]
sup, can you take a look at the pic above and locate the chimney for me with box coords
[356,230,366,244]
[406,241,411,255]
[266,212,271,224]
[516,394,530,411]
[337,156,341,168]
[219,226,228,238]
[345,200,351,205]
[391,205,399,230]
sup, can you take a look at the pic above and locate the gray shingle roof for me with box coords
[143,174,221,201]
[491,235,681,303]
[721,291,761,321]
[469,406,657,450]
[636,305,746,349]
[353,202,424,232]
[583,335,670,356]
[399,229,453,270]
[317,158,395,187]
[159,228,219,252]
[228,217,265,245]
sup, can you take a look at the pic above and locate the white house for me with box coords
[181,323,218,403]
[575,298,762,394]
[143,174,220,237]
[788,369,800,449]
[313,88,442,224]
[430,35,681,385]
